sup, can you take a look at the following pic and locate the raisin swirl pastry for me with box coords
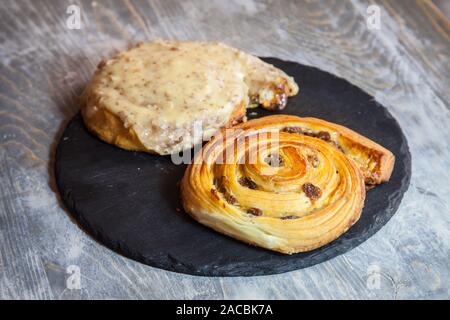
[181,115,395,254]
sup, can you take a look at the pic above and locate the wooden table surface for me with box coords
[0,0,449,300]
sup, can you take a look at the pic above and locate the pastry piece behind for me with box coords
[81,40,299,155]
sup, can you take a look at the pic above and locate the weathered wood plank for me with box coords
[0,0,449,299]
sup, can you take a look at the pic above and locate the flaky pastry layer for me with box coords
[181,115,386,254]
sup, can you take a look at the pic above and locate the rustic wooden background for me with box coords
[0,0,449,299]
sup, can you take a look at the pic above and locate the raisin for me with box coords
[239,177,257,190]
[214,176,227,193]
[317,131,331,141]
[272,93,287,110]
[280,215,299,220]
[302,183,322,200]
[224,194,237,205]
[264,154,284,167]
[210,189,220,200]
[307,154,319,168]
[97,60,106,69]
[247,208,262,216]
[282,126,303,134]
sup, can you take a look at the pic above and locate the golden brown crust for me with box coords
[239,115,395,184]
[181,115,372,254]
[80,104,147,152]
[80,101,246,154]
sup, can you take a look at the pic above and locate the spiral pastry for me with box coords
[181,115,394,254]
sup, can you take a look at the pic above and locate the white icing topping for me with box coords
[83,40,298,154]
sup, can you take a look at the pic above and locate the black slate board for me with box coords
[55,58,411,276]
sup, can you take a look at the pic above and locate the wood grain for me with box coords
[0,0,449,299]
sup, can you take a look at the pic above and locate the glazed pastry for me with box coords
[181,115,394,254]
[81,40,299,155]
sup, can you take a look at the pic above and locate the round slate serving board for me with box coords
[55,58,411,277]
